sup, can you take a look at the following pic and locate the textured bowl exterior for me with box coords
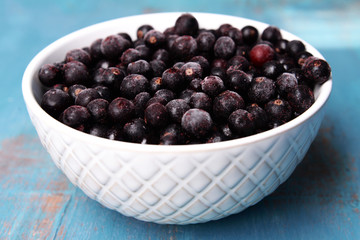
[22,12,332,224]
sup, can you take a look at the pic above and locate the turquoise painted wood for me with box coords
[1,0,360,239]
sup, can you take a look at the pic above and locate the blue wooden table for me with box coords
[1,0,360,239]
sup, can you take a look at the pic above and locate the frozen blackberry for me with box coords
[181,108,213,139]
[41,89,72,118]
[248,77,276,104]
[228,109,255,137]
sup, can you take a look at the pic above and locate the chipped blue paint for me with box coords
[1,0,360,239]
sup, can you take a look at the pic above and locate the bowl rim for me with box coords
[22,12,332,154]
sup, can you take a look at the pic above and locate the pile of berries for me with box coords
[39,13,331,145]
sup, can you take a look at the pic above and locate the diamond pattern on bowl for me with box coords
[26,104,325,224]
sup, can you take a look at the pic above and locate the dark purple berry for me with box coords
[41,89,72,118]
[246,103,268,130]
[135,44,152,60]
[276,72,298,96]
[120,74,149,99]
[52,84,68,92]
[152,49,170,63]
[87,98,109,123]
[210,67,226,81]
[154,89,175,103]
[227,55,250,72]
[100,35,131,60]
[213,90,244,121]
[227,27,243,45]
[166,99,190,123]
[171,35,198,61]
[201,76,225,97]
[162,67,185,91]
[63,61,89,86]
[118,32,132,43]
[65,49,92,66]
[180,62,203,81]
[145,96,167,107]
[38,64,62,87]
[274,39,288,54]
[149,77,163,93]
[93,67,125,90]
[189,56,210,75]
[173,62,185,69]
[144,30,166,49]
[249,44,275,67]
[248,77,276,104]
[133,92,151,117]
[159,124,186,145]
[137,24,154,39]
[189,92,212,112]
[87,123,109,138]
[75,88,101,107]
[127,60,152,78]
[196,31,216,52]
[228,109,255,137]
[62,105,91,127]
[225,70,251,93]
[94,85,111,101]
[211,58,227,70]
[302,57,331,84]
[296,51,313,66]
[278,54,296,71]
[68,84,86,100]
[90,38,104,60]
[287,40,306,56]
[261,60,285,79]
[261,26,282,44]
[150,59,166,77]
[144,103,169,128]
[107,126,126,141]
[265,99,292,127]
[178,89,195,104]
[120,48,141,65]
[123,118,147,143]
[241,25,259,45]
[287,85,315,115]
[174,13,199,36]
[216,24,232,37]
[235,45,250,58]
[181,108,213,138]
[214,36,235,59]
[108,97,135,123]
[189,78,202,91]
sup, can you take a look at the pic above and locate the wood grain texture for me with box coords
[0,0,360,239]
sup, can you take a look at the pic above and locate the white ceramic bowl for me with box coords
[22,12,332,224]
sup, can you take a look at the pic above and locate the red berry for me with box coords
[249,44,275,67]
